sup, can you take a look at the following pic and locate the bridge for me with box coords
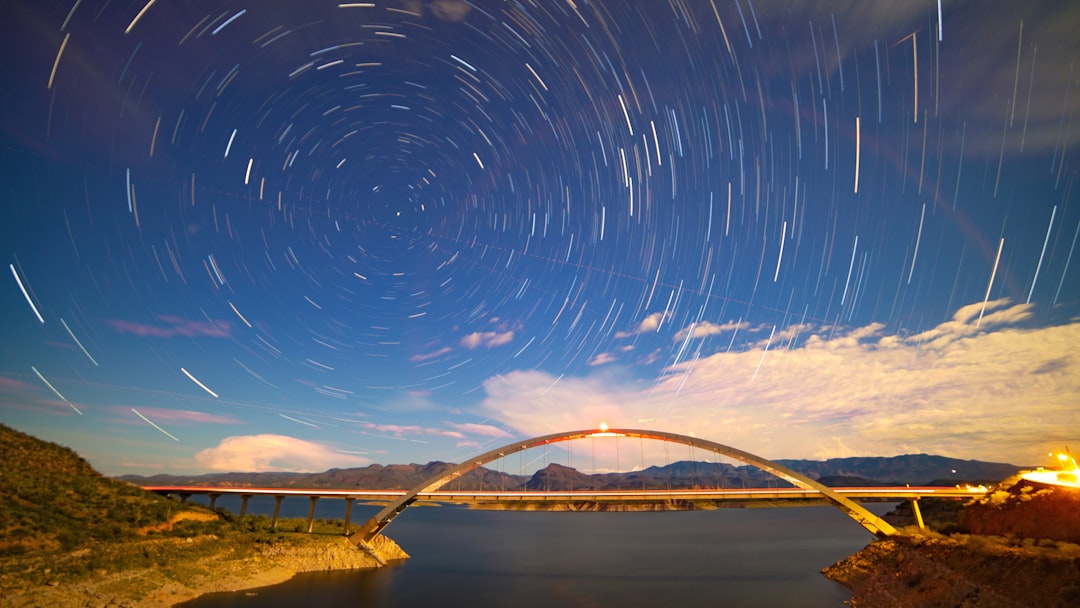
[146,484,982,534]
[143,427,990,548]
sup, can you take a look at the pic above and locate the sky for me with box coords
[1,0,1078,475]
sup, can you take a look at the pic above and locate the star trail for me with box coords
[1,0,1077,473]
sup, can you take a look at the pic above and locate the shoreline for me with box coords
[1,533,408,608]
[824,533,1080,607]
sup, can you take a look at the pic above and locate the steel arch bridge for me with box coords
[350,428,898,546]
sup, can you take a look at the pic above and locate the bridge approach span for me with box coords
[350,428,902,544]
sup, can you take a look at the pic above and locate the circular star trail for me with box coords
[1,1,1078,470]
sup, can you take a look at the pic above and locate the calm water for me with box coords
[181,497,888,607]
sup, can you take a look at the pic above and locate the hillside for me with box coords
[825,477,1080,607]
[0,424,190,554]
[777,454,1023,485]
[0,424,406,607]
[120,462,530,491]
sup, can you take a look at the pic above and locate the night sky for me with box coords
[2,0,1077,475]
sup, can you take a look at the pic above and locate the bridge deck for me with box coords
[142,485,984,503]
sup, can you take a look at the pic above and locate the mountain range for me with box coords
[119,453,1025,491]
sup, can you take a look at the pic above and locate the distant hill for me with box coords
[776,454,1024,485]
[120,462,530,491]
[119,453,1024,492]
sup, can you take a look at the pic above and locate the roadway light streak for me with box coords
[60,318,99,366]
[32,366,82,414]
[180,367,219,398]
[48,33,70,89]
[132,408,179,441]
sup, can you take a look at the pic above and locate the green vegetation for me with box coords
[0,424,405,606]
[0,423,193,554]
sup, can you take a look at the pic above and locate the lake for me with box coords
[181,496,887,607]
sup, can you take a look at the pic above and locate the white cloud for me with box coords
[615,312,669,338]
[479,301,1080,465]
[194,434,369,472]
[461,330,514,349]
[445,422,513,438]
[588,352,617,366]
[673,319,750,342]
[481,370,638,436]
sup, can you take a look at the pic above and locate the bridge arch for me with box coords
[350,428,897,545]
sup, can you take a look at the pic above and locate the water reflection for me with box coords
[183,503,891,607]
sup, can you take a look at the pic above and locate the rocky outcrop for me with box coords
[255,534,408,572]
[824,535,1080,608]
[826,476,1080,607]
[2,534,409,608]
[962,479,1080,543]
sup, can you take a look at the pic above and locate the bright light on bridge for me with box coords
[586,421,625,438]
[1020,450,1080,489]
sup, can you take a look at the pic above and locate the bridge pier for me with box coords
[271,495,284,529]
[208,493,220,511]
[910,498,926,530]
[343,497,355,534]
[306,496,319,533]
[238,494,251,519]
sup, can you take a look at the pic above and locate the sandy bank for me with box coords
[1,534,407,608]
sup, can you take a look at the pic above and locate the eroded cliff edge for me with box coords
[824,477,1080,607]
[0,423,408,608]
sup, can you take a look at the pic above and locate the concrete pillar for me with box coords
[306,496,319,533]
[343,497,355,535]
[179,493,190,504]
[271,496,284,529]
[239,495,251,519]
[208,494,220,510]
[910,498,926,530]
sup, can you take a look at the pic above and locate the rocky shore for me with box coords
[824,534,1080,607]
[1,533,407,608]
[824,477,1080,607]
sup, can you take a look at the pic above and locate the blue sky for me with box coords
[1,0,1078,474]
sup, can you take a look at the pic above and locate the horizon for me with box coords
[2,1,1078,475]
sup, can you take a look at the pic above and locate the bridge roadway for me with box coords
[142,484,986,533]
